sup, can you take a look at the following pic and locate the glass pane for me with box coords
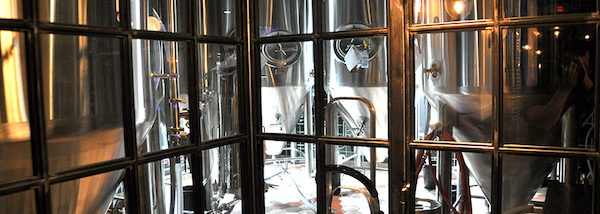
[326,145,389,213]
[414,149,491,214]
[413,0,492,24]
[501,155,595,213]
[505,0,597,18]
[414,30,493,143]
[0,0,22,19]
[139,156,194,213]
[201,144,243,213]
[0,190,36,214]
[324,37,387,140]
[264,141,316,214]
[199,44,239,142]
[324,0,386,32]
[131,0,190,33]
[503,25,596,148]
[0,31,32,184]
[199,0,236,36]
[51,170,125,214]
[259,0,312,37]
[133,39,190,154]
[41,34,124,173]
[261,41,314,137]
[39,0,119,27]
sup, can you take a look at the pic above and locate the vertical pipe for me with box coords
[166,1,183,214]
[438,104,453,214]
[305,88,314,176]
[370,147,376,185]
[291,142,297,158]
[437,151,453,214]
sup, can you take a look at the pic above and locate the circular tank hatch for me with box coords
[333,23,381,63]
[261,31,303,68]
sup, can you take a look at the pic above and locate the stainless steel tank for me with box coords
[260,0,312,155]
[198,1,242,212]
[0,1,177,213]
[415,2,560,212]
[0,30,35,214]
[198,43,243,213]
[324,0,387,162]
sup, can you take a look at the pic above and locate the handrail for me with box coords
[325,96,378,183]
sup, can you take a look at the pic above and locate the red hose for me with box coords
[417,131,473,214]
[415,132,435,178]
[426,151,461,214]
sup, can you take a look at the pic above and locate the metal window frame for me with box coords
[247,0,394,213]
[5,0,598,214]
[405,0,600,214]
[0,0,250,213]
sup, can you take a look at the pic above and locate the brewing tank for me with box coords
[260,0,312,155]
[324,0,387,162]
[415,2,564,212]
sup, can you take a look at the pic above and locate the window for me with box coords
[0,0,246,213]
[410,1,598,213]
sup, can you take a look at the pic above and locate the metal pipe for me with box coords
[437,151,452,214]
[305,87,314,176]
[561,106,578,184]
[325,96,377,182]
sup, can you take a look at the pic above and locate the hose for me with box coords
[416,130,473,214]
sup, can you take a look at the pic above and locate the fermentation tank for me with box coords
[0,19,131,214]
[0,31,35,214]
[260,0,313,155]
[415,1,593,213]
[324,0,388,162]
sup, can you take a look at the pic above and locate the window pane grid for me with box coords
[409,2,600,214]
[0,0,246,214]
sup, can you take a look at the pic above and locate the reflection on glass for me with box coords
[0,31,32,184]
[202,144,242,213]
[133,39,190,153]
[139,156,192,213]
[131,0,189,33]
[501,155,595,213]
[259,0,312,37]
[261,41,314,141]
[414,30,493,143]
[503,25,595,148]
[0,0,22,19]
[50,170,125,214]
[413,0,492,24]
[199,0,236,36]
[324,37,388,140]
[39,0,119,27]
[0,190,36,214]
[264,141,316,214]
[324,0,386,32]
[505,0,596,17]
[199,44,239,142]
[326,145,389,213]
[41,34,124,173]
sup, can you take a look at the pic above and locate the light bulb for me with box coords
[454,1,464,14]
[444,0,474,21]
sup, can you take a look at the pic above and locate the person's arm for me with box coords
[527,61,579,132]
